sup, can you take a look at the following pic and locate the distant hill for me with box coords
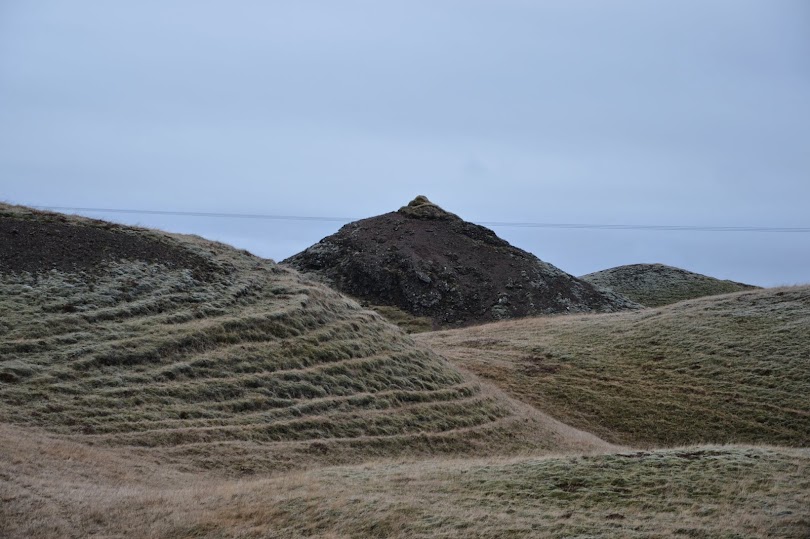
[284,196,637,327]
[581,263,758,307]
[420,285,810,447]
[0,204,610,475]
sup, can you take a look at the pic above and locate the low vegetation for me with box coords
[582,263,758,307]
[2,424,807,538]
[2,204,808,538]
[364,303,435,333]
[0,204,607,476]
[421,286,810,447]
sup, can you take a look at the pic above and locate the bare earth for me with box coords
[284,196,637,327]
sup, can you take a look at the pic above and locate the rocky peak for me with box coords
[397,195,461,221]
[284,198,638,327]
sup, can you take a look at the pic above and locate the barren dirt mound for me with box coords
[0,206,217,280]
[581,263,758,307]
[284,196,637,327]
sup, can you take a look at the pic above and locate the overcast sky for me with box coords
[1,1,808,286]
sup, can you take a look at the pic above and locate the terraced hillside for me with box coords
[3,424,808,538]
[421,286,810,447]
[2,204,808,539]
[0,204,609,474]
[582,263,758,307]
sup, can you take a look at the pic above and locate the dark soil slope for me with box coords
[284,196,637,326]
[581,263,759,307]
[0,207,217,280]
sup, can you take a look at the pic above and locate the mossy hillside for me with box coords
[1,204,807,539]
[363,304,434,333]
[0,204,607,474]
[582,263,759,307]
[421,285,810,447]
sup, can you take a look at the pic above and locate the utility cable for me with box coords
[30,206,810,233]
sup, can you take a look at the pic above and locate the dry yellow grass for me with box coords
[0,203,610,476]
[2,423,808,538]
[2,204,808,538]
[420,286,810,447]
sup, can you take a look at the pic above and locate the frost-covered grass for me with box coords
[0,205,607,476]
[582,263,758,307]
[3,424,807,539]
[422,286,810,447]
[2,205,807,539]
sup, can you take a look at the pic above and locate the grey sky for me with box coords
[1,1,808,286]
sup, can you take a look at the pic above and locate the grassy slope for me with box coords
[582,263,758,307]
[2,205,807,538]
[364,303,435,333]
[0,204,610,475]
[2,424,808,538]
[420,286,810,447]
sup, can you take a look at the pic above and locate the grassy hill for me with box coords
[3,423,807,538]
[421,286,810,447]
[0,204,611,475]
[581,263,758,307]
[2,204,808,538]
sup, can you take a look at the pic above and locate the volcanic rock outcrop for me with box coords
[284,196,637,326]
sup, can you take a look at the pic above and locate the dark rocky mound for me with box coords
[284,196,637,326]
[581,263,759,307]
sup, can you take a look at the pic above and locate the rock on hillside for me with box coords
[284,196,637,326]
[0,203,609,474]
[581,263,759,307]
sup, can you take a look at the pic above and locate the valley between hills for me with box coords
[1,201,808,538]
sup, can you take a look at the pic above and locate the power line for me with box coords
[33,206,354,223]
[475,222,810,232]
[31,205,810,233]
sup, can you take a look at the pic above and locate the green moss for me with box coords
[582,263,758,307]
